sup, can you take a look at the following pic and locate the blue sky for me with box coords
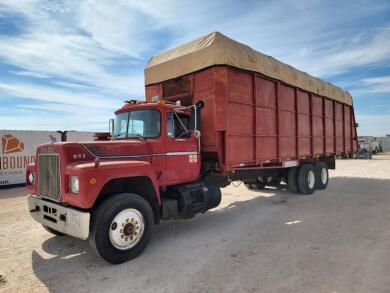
[0,0,389,136]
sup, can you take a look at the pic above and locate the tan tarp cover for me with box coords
[145,32,353,105]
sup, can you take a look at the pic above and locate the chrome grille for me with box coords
[38,154,61,201]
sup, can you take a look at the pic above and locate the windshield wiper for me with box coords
[114,132,127,139]
[128,134,145,141]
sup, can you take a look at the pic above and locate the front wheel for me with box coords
[89,193,154,264]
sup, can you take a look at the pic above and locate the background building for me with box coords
[0,130,94,187]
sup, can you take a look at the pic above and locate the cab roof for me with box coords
[115,100,189,115]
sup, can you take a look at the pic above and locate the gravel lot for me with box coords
[1,153,390,293]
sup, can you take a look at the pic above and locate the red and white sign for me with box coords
[0,130,94,186]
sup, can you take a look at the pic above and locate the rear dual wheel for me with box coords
[314,162,329,190]
[297,164,316,194]
[287,162,329,194]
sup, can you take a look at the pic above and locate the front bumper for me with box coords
[27,194,90,240]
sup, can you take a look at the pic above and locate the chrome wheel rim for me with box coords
[321,168,328,185]
[109,209,145,250]
[308,170,315,189]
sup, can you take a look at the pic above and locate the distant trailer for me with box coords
[377,136,390,151]
[0,130,94,187]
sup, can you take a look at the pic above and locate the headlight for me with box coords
[69,176,79,193]
[28,172,35,185]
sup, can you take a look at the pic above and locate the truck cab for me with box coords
[111,101,201,185]
[26,100,221,264]
[357,138,373,159]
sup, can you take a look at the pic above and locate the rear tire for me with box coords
[287,167,299,193]
[297,164,316,194]
[89,193,154,264]
[42,225,65,236]
[314,162,329,190]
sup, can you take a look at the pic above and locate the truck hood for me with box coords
[81,140,149,158]
[37,140,150,162]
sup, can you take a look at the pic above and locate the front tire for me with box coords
[89,193,154,264]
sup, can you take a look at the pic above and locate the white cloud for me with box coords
[349,75,390,95]
[0,113,109,131]
[0,0,389,133]
[0,80,126,132]
[0,0,146,97]
[1,0,388,88]
[0,32,145,95]
[0,82,118,108]
[77,1,151,58]
[292,27,390,77]
[360,76,390,93]
[13,70,49,79]
[137,1,390,80]
[355,114,390,136]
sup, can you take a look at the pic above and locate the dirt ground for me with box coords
[1,153,390,293]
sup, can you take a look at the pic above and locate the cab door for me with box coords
[165,111,200,184]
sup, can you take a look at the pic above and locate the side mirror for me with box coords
[191,100,204,132]
[355,123,359,127]
[109,119,115,135]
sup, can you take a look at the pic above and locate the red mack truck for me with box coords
[26,32,358,264]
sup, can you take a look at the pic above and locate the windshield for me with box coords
[113,110,161,139]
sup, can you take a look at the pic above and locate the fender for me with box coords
[63,160,160,209]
